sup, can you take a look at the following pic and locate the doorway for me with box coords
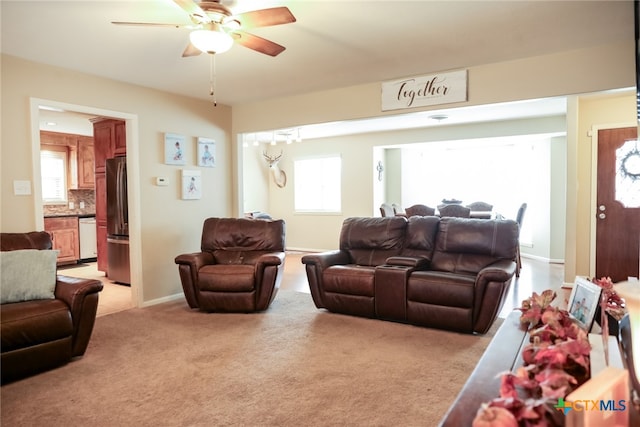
[593,126,640,281]
[30,98,141,310]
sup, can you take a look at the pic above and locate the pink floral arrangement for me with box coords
[472,290,591,427]
[592,276,626,321]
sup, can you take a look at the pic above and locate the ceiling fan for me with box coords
[112,0,296,57]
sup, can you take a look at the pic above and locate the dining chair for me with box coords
[438,204,471,218]
[515,202,528,277]
[466,201,493,212]
[379,203,395,217]
[404,204,436,217]
[392,203,406,216]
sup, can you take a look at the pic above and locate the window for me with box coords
[400,138,547,245]
[41,148,67,203]
[294,156,341,213]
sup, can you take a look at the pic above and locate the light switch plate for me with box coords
[13,180,31,195]
[156,177,169,186]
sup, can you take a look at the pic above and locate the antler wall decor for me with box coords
[263,150,287,188]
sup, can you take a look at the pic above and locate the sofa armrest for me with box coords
[175,252,215,309]
[385,256,430,269]
[54,275,103,356]
[255,252,285,269]
[301,250,350,309]
[473,259,517,334]
[255,252,286,311]
[476,259,517,283]
[175,251,215,270]
[301,250,350,269]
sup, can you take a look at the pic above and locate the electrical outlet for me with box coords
[80,201,85,209]
[68,201,75,209]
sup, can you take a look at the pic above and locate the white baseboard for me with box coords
[286,247,333,253]
[520,252,565,264]
[140,292,185,308]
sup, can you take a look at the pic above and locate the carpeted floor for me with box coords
[1,291,502,426]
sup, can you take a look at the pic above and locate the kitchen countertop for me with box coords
[44,213,96,218]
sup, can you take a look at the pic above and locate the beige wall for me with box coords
[244,115,568,255]
[567,92,637,282]
[2,37,637,305]
[1,54,232,304]
[232,41,634,133]
[234,40,636,284]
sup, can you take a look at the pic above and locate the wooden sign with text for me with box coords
[381,70,467,111]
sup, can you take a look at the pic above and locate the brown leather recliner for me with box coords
[1,231,103,383]
[175,217,286,312]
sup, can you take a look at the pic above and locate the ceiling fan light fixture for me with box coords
[189,27,233,54]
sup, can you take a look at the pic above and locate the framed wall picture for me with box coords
[568,276,602,331]
[165,133,187,165]
[181,169,202,200]
[197,137,216,167]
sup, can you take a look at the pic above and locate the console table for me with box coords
[438,310,639,426]
[438,311,527,426]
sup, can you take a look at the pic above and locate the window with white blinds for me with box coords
[40,149,67,203]
[294,155,341,213]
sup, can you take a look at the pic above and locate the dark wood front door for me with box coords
[596,127,640,282]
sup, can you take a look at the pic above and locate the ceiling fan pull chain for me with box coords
[209,53,217,107]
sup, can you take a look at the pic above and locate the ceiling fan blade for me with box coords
[111,21,193,28]
[182,42,203,57]
[233,7,296,29]
[233,31,286,57]
[173,0,210,24]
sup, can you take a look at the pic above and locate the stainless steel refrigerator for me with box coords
[106,156,130,285]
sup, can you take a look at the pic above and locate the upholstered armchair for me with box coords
[175,217,286,312]
[1,231,103,383]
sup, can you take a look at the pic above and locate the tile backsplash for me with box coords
[43,189,95,216]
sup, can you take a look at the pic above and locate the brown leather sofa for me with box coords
[175,217,286,312]
[302,216,518,334]
[1,231,103,383]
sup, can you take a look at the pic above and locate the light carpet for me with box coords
[1,291,501,426]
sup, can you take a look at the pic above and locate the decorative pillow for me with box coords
[1,249,57,304]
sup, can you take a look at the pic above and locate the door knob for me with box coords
[598,213,606,219]
[599,205,606,211]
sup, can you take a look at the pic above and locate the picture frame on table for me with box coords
[568,276,602,331]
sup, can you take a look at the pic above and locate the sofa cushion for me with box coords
[400,215,440,260]
[340,217,407,266]
[198,264,255,292]
[1,249,57,304]
[431,218,518,274]
[201,217,285,253]
[323,265,375,296]
[0,299,73,352]
[407,271,476,308]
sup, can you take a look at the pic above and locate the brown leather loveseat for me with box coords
[1,231,103,383]
[301,216,518,334]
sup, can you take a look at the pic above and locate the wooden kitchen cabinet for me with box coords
[92,118,126,172]
[44,216,79,266]
[94,172,108,272]
[92,118,126,273]
[77,136,95,189]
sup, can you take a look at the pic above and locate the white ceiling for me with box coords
[3,1,634,138]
